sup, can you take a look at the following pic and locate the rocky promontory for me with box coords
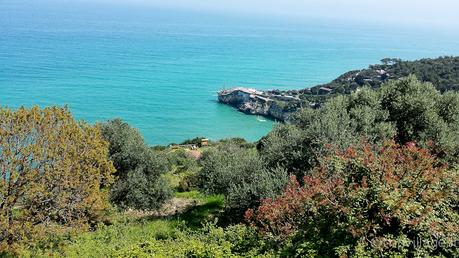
[217,87,306,121]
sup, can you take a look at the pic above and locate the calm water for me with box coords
[1,1,459,145]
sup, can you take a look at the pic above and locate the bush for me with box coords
[113,223,273,258]
[197,143,288,216]
[41,219,272,257]
[0,106,115,254]
[100,119,172,210]
[164,149,201,192]
[247,141,459,257]
[166,148,200,175]
[217,137,254,148]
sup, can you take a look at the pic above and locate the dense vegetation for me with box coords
[248,141,459,257]
[100,119,172,210]
[308,56,459,95]
[260,75,459,176]
[197,143,287,218]
[0,107,115,254]
[2,73,459,257]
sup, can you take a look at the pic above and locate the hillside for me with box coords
[308,56,459,94]
[219,56,459,121]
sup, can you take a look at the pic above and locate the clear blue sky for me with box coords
[65,0,459,29]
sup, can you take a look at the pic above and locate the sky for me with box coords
[3,0,459,31]
[60,0,459,29]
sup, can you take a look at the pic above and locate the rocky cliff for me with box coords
[218,87,303,121]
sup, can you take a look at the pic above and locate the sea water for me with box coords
[1,1,459,145]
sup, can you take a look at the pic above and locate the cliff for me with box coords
[218,87,304,121]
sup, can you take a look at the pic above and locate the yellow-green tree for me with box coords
[0,106,115,252]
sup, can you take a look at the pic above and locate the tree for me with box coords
[0,106,115,252]
[259,88,395,175]
[380,75,459,163]
[381,58,401,65]
[247,141,459,257]
[100,119,172,210]
[198,143,288,216]
[259,76,459,175]
[308,56,459,97]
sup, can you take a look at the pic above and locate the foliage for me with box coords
[54,219,181,257]
[260,76,459,175]
[259,87,395,175]
[166,149,199,174]
[27,192,267,258]
[53,221,271,258]
[379,76,459,163]
[216,137,253,148]
[247,141,459,257]
[257,125,311,177]
[113,223,272,258]
[180,137,207,146]
[309,56,459,95]
[0,106,115,253]
[164,149,201,192]
[100,119,172,210]
[172,191,226,229]
[197,143,288,216]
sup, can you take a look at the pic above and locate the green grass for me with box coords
[174,190,206,199]
[32,191,225,257]
[177,194,224,229]
[62,219,181,257]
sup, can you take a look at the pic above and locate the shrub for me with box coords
[164,149,201,192]
[0,106,115,253]
[198,143,288,216]
[100,119,172,210]
[217,137,254,148]
[113,223,273,258]
[166,148,200,175]
[247,141,459,257]
[257,124,313,178]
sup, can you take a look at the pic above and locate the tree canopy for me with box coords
[259,76,459,175]
[0,106,115,252]
[100,119,172,210]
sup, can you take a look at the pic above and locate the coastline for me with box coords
[217,56,459,120]
[217,87,309,122]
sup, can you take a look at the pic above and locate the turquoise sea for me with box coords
[1,1,459,145]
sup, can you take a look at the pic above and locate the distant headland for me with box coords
[218,56,459,121]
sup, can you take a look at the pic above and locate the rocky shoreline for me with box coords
[217,87,308,122]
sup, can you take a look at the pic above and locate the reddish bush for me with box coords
[246,141,459,257]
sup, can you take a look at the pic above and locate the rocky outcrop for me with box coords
[218,87,303,121]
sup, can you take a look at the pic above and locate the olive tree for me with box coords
[259,75,459,174]
[100,119,172,210]
[198,142,288,215]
